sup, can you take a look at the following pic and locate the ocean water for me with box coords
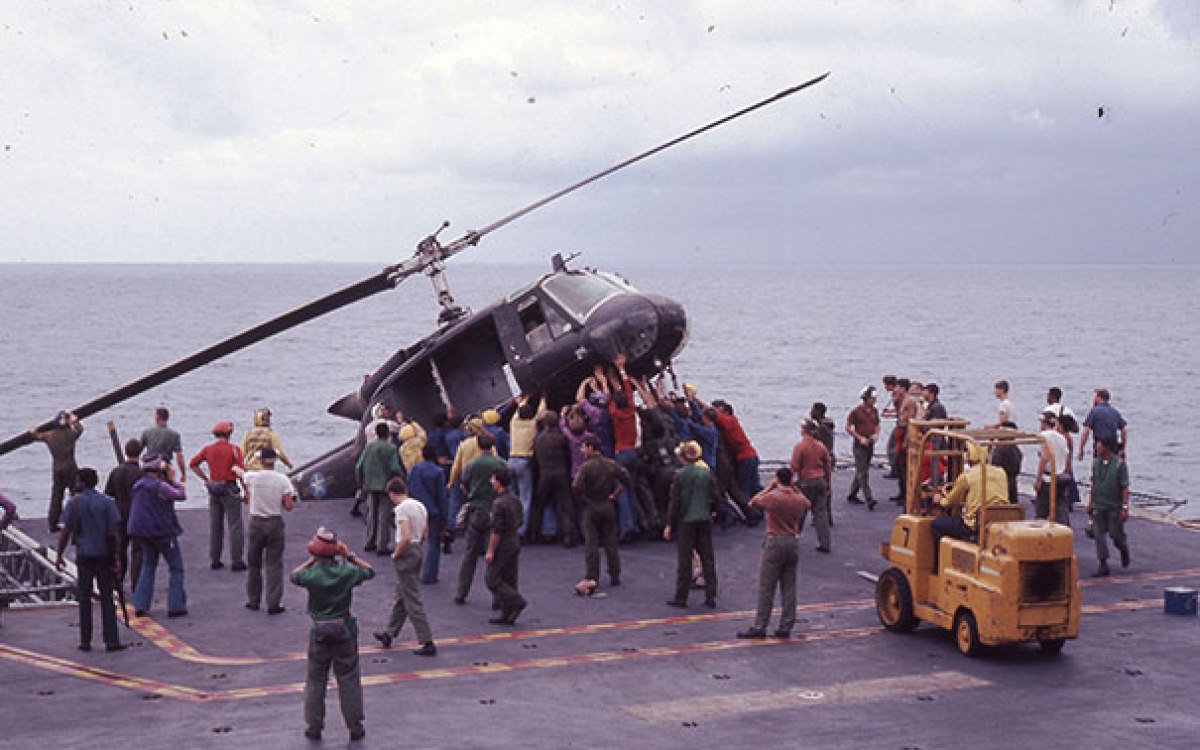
[1,261,1194,521]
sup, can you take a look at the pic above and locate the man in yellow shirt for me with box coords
[241,408,294,472]
[931,443,1008,567]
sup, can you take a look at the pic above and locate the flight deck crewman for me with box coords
[930,443,1008,568]
[291,527,374,742]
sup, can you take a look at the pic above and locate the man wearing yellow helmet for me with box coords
[241,408,294,472]
[931,443,1008,568]
[397,420,427,472]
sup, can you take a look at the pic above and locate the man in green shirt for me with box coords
[291,527,374,742]
[485,467,526,625]
[572,435,630,595]
[664,441,719,609]
[1087,437,1131,578]
[356,422,404,554]
[454,433,507,605]
[29,410,84,532]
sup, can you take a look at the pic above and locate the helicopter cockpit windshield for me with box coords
[541,272,626,323]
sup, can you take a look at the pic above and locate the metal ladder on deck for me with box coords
[0,526,77,623]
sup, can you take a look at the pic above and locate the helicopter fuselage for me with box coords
[292,263,687,500]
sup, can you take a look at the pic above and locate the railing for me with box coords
[0,526,77,609]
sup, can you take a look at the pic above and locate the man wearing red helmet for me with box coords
[189,421,247,571]
[291,527,374,742]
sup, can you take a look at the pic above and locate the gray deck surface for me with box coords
[2,467,1197,749]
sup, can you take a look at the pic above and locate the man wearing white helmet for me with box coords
[845,385,881,511]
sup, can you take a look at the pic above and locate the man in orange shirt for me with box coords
[891,379,919,505]
[737,468,811,639]
[789,419,832,553]
[845,386,881,510]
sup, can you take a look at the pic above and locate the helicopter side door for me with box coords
[492,300,533,387]
[503,288,595,407]
[428,315,516,414]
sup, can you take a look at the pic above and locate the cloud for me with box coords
[0,0,1196,264]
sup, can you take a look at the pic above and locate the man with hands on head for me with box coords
[291,528,374,742]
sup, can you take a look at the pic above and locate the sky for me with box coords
[1,1,1197,266]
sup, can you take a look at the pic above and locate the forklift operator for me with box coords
[930,443,1008,565]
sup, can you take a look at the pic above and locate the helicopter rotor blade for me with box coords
[0,272,399,457]
[1,73,829,457]
[435,72,831,258]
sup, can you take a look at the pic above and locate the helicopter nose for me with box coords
[583,293,688,363]
[645,293,688,360]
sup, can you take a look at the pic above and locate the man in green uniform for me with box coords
[485,467,526,625]
[356,422,404,554]
[29,410,83,532]
[454,433,506,605]
[573,435,630,594]
[291,527,374,742]
[664,440,719,609]
[1087,437,1131,577]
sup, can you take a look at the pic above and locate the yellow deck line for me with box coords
[0,570,1191,703]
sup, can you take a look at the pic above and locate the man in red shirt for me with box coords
[711,400,762,519]
[190,421,247,571]
[845,386,881,510]
[606,355,644,535]
[790,419,833,552]
[891,379,919,505]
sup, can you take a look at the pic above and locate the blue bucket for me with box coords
[1164,587,1198,616]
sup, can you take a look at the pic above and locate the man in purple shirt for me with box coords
[127,455,188,618]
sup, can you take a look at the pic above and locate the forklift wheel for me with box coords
[954,610,982,657]
[1039,638,1066,655]
[875,568,917,633]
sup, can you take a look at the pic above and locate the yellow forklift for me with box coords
[874,420,1080,656]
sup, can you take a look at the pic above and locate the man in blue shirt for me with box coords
[1079,388,1128,460]
[56,467,125,652]
[407,445,449,583]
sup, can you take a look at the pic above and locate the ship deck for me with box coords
[2,467,1197,749]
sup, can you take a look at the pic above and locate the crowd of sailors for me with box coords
[4,369,1132,741]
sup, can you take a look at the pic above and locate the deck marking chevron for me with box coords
[126,565,1197,666]
[0,566,1194,703]
[625,669,993,721]
[128,597,876,665]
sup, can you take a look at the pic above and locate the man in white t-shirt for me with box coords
[991,380,1016,428]
[1044,387,1076,423]
[374,477,437,656]
[238,447,295,614]
[1034,413,1071,525]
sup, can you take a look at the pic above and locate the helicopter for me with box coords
[0,73,829,500]
[294,250,689,500]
